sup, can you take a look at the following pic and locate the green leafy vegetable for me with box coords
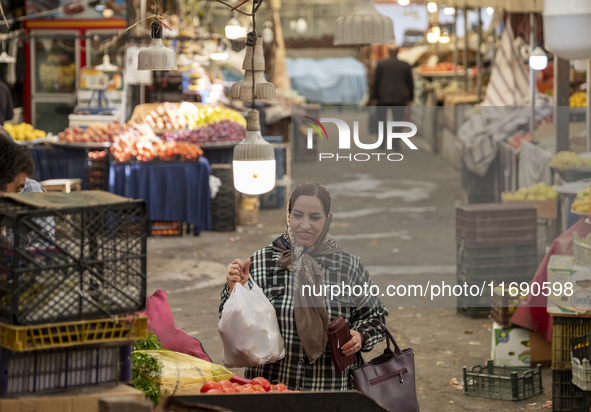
[131,331,165,405]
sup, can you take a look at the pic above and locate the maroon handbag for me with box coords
[350,320,420,412]
[326,315,356,373]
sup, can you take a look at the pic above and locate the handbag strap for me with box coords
[375,319,403,356]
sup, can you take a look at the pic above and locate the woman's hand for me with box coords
[341,330,365,357]
[226,258,251,291]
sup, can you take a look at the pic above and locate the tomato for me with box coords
[243,387,255,393]
[250,377,272,392]
[251,384,266,393]
[219,380,234,390]
[205,389,222,394]
[200,381,222,393]
[222,388,236,394]
[274,383,288,392]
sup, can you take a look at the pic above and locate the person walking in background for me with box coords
[371,44,414,151]
[0,80,14,124]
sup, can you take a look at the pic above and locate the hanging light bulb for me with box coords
[529,47,548,71]
[225,17,247,40]
[0,51,15,64]
[397,0,410,6]
[233,110,276,195]
[231,36,275,101]
[296,18,308,34]
[262,22,274,45]
[443,7,455,15]
[95,54,119,71]
[334,0,394,45]
[138,19,177,70]
[426,27,440,44]
[427,2,438,13]
[439,32,450,44]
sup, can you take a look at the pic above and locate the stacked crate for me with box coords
[0,192,148,398]
[551,316,591,412]
[456,203,538,318]
[259,136,286,210]
[211,164,236,232]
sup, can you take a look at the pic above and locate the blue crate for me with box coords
[260,187,285,209]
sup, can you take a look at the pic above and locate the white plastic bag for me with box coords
[218,279,285,368]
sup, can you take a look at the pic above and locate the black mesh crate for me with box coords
[211,165,236,232]
[552,316,591,370]
[552,368,590,412]
[457,244,538,277]
[456,203,537,248]
[0,343,131,397]
[0,192,147,325]
[456,281,493,319]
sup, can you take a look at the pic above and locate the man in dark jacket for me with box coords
[371,45,414,151]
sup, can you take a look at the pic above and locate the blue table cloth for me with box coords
[29,146,90,189]
[108,157,212,234]
[285,57,368,105]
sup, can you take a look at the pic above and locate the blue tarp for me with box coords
[285,57,368,105]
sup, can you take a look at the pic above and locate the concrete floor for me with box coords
[146,118,553,411]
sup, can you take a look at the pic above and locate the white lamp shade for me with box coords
[232,110,276,195]
[95,54,119,71]
[529,47,548,70]
[233,159,276,195]
[138,38,177,71]
[334,0,394,45]
[0,51,15,63]
[225,18,247,40]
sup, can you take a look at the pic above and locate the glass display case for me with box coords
[85,29,126,69]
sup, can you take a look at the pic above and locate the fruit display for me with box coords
[418,62,464,73]
[503,182,558,201]
[135,103,246,132]
[199,377,296,394]
[570,91,587,107]
[572,182,591,214]
[160,120,246,144]
[550,151,591,169]
[4,122,46,141]
[506,132,532,149]
[57,121,157,144]
[110,140,203,163]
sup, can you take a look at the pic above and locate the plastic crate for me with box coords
[457,243,538,277]
[456,283,492,318]
[490,285,527,328]
[572,357,591,391]
[457,270,534,285]
[556,168,591,183]
[86,149,109,191]
[463,360,542,401]
[552,316,591,370]
[0,314,147,352]
[211,165,236,232]
[0,343,131,397]
[149,221,183,236]
[456,203,537,248]
[0,194,147,325]
[573,236,591,266]
[552,368,590,412]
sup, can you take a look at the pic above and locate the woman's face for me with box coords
[290,195,327,247]
[3,172,26,194]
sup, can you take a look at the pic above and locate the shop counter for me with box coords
[108,157,212,234]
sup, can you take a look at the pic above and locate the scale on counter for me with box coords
[74,72,116,116]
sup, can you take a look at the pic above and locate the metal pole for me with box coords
[453,8,458,83]
[463,7,469,91]
[587,59,591,152]
[477,7,482,102]
[530,13,536,135]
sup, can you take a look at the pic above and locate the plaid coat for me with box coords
[220,245,388,391]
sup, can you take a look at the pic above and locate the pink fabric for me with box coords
[511,218,591,342]
[140,289,211,361]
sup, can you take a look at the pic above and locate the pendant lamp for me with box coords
[95,54,119,71]
[230,37,275,101]
[233,109,276,195]
[0,52,15,64]
[138,19,177,71]
[529,47,548,71]
[334,0,394,45]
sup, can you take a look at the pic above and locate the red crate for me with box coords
[456,203,537,247]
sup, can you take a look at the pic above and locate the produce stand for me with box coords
[158,392,388,412]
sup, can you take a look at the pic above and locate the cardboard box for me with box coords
[529,330,551,367]
[501,192,557,219]
[491,321,531,367]
[547,255,591,315]
[0,384,146,412]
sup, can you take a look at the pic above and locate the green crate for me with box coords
[463,360,543,401]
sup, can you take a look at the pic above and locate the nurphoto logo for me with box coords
[304,116,418,162]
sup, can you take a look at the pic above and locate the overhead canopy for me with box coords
[432,0,543,13]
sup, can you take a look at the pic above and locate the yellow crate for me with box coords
[0,314,148,352]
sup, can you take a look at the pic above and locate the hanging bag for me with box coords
[350,320,420,412]
[218,279,285,368]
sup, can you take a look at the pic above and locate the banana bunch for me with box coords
[193,106,247,128]
[570,91,587,107]
[4,122,47,141]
